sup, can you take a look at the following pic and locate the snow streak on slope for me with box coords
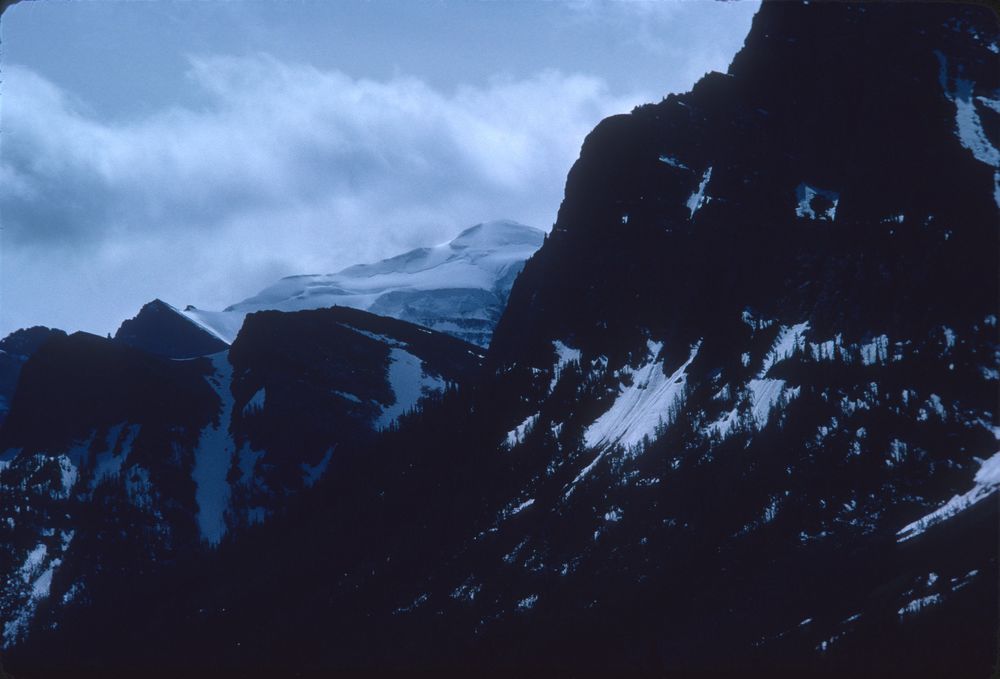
[191,352,236,546]
[91,423,139,488]
[708,322,809,438]
[2,546,60,647]
[182,308,246,346]
[550,341,581,394]
[506,413,539,448]
[374,348,447,430]
[183,220,544,346]
[687,167,713,218]
[583,340,700,450]
[794,183,839,220]
[935,50,1000,208]
[897,437,1000,541]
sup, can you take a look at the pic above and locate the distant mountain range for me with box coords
[0,218,540,429]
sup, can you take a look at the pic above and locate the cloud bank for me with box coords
[2,56,649,335]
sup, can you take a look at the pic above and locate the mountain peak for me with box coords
[190,219,545,347]
[449,220,545,250]
[114,298,228,359]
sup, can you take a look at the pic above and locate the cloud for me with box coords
[0,56,648,336]
[567,0,760,83]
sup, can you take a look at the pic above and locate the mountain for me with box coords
[4,1,999,675]
[0,307,482,649]
[0,327,66,427]
[113,299,228,359]
[185,219,545,348]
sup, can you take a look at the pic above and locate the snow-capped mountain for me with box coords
[3,2,998,676]
[185,220,545,348]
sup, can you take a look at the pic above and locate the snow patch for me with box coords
[762,323,809,373]
[550,340,582,393]
[583,340,700,450]
[686,166,713,218]
[510,498,535,516]
[394,593,429,614]
[741,310,775,331]
[334,390,362,404]
[192,352,236,546]
[19,544,47,583]
[897,449,1000,541]
[658,155,688,170]
[516,594,539,610]
[706,323,807,437]
[451,580,482,602]
[935,51,1000,208]
[55,455,78,497]
[951,569,978,591]
[92,423,140,487]
[859,335,889,365]
[887,439,908,465]
[3,546,61,648]
[506,413,539,448]
[809,335,842,361]
[898,594,942,618]
[375,348,446,429]
[301,448,334,488]
[795,183,839,220]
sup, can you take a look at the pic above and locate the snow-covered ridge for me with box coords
[183,220,544,347]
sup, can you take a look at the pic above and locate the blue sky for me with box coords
[0,0,759,336]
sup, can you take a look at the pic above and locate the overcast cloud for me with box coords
[0,0,758,337]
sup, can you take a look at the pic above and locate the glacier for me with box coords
[183,220,544,347]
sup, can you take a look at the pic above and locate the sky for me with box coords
[0,0,759,337]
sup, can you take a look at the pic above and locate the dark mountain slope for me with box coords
[113,298,228,359]
[0,327,66,427]
[0,308,482,654]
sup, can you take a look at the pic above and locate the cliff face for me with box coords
[492,2,998,368]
